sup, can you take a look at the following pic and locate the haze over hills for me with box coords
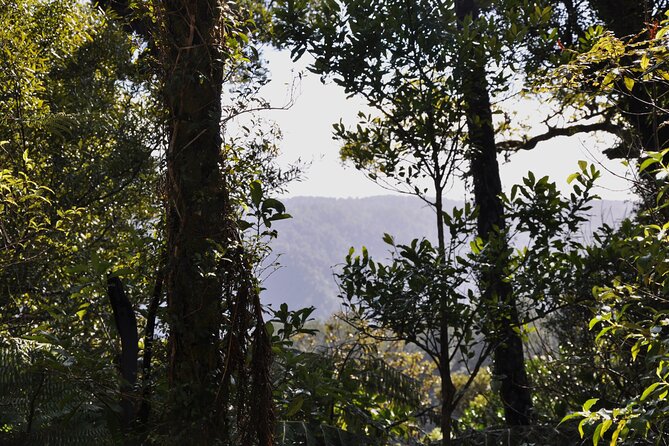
[262,196,633,318]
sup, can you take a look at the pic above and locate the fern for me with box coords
[0,336,115,445]
[356,357,421,408]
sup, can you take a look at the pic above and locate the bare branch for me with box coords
[498,121,625,153]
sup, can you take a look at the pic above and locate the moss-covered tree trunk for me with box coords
[162,0,228,441]
[455,0,533,427]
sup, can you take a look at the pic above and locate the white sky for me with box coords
[257,48,635,202]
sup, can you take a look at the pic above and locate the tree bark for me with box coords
[455,0,533,426]
[162,0,228,442]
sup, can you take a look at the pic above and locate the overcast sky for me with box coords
[255,49,635,202]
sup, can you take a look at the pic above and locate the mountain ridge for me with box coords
[262,195,633,318]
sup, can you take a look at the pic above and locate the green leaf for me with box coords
[595,326,614,341]
[567,172,580,184]
[600,419,612,438]
[470,237,484,254]
[382,233,395,246]
[285,395,304,417]
[623,77,635,91]
[262,198,286,213]
[250,180,262,208]
[583,398,599,411]
[639,157,658,173]
[238,220,253,230]
[601,72,616,89]
[579,418,588,438]
[640,382,661,401]
[268,213,292,222]
[593,421,603,446]
[631,341,641,361]
[610,419,626,445]
[589,316,601,330]
[560,412,582,424]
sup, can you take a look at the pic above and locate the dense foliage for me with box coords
[2,0,669,445]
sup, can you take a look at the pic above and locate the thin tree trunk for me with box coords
[137,265,164,428]
[455,0,533,426]
[435,181,456,446]
[439,331,455,446]
[162,0,228,441]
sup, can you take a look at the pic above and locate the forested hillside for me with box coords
[265,196,441,315]
[3,0,669,445]
[264,196,632,317]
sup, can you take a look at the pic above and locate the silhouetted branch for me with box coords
[107,276,139,429]
[498,121,625,153]
[137,265,164,427]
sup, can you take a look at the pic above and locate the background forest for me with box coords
[2,0,669,445]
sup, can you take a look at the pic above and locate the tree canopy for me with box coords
[1,0,669,445]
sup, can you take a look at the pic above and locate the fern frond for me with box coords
[0,336,115,445]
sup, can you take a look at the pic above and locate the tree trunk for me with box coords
[439,349,456,446]
[455,0,533,426]
[137,264,164,430]
[162,0,228,442]
[435,182,456,446]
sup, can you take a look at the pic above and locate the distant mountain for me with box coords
[262,196,633,319]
